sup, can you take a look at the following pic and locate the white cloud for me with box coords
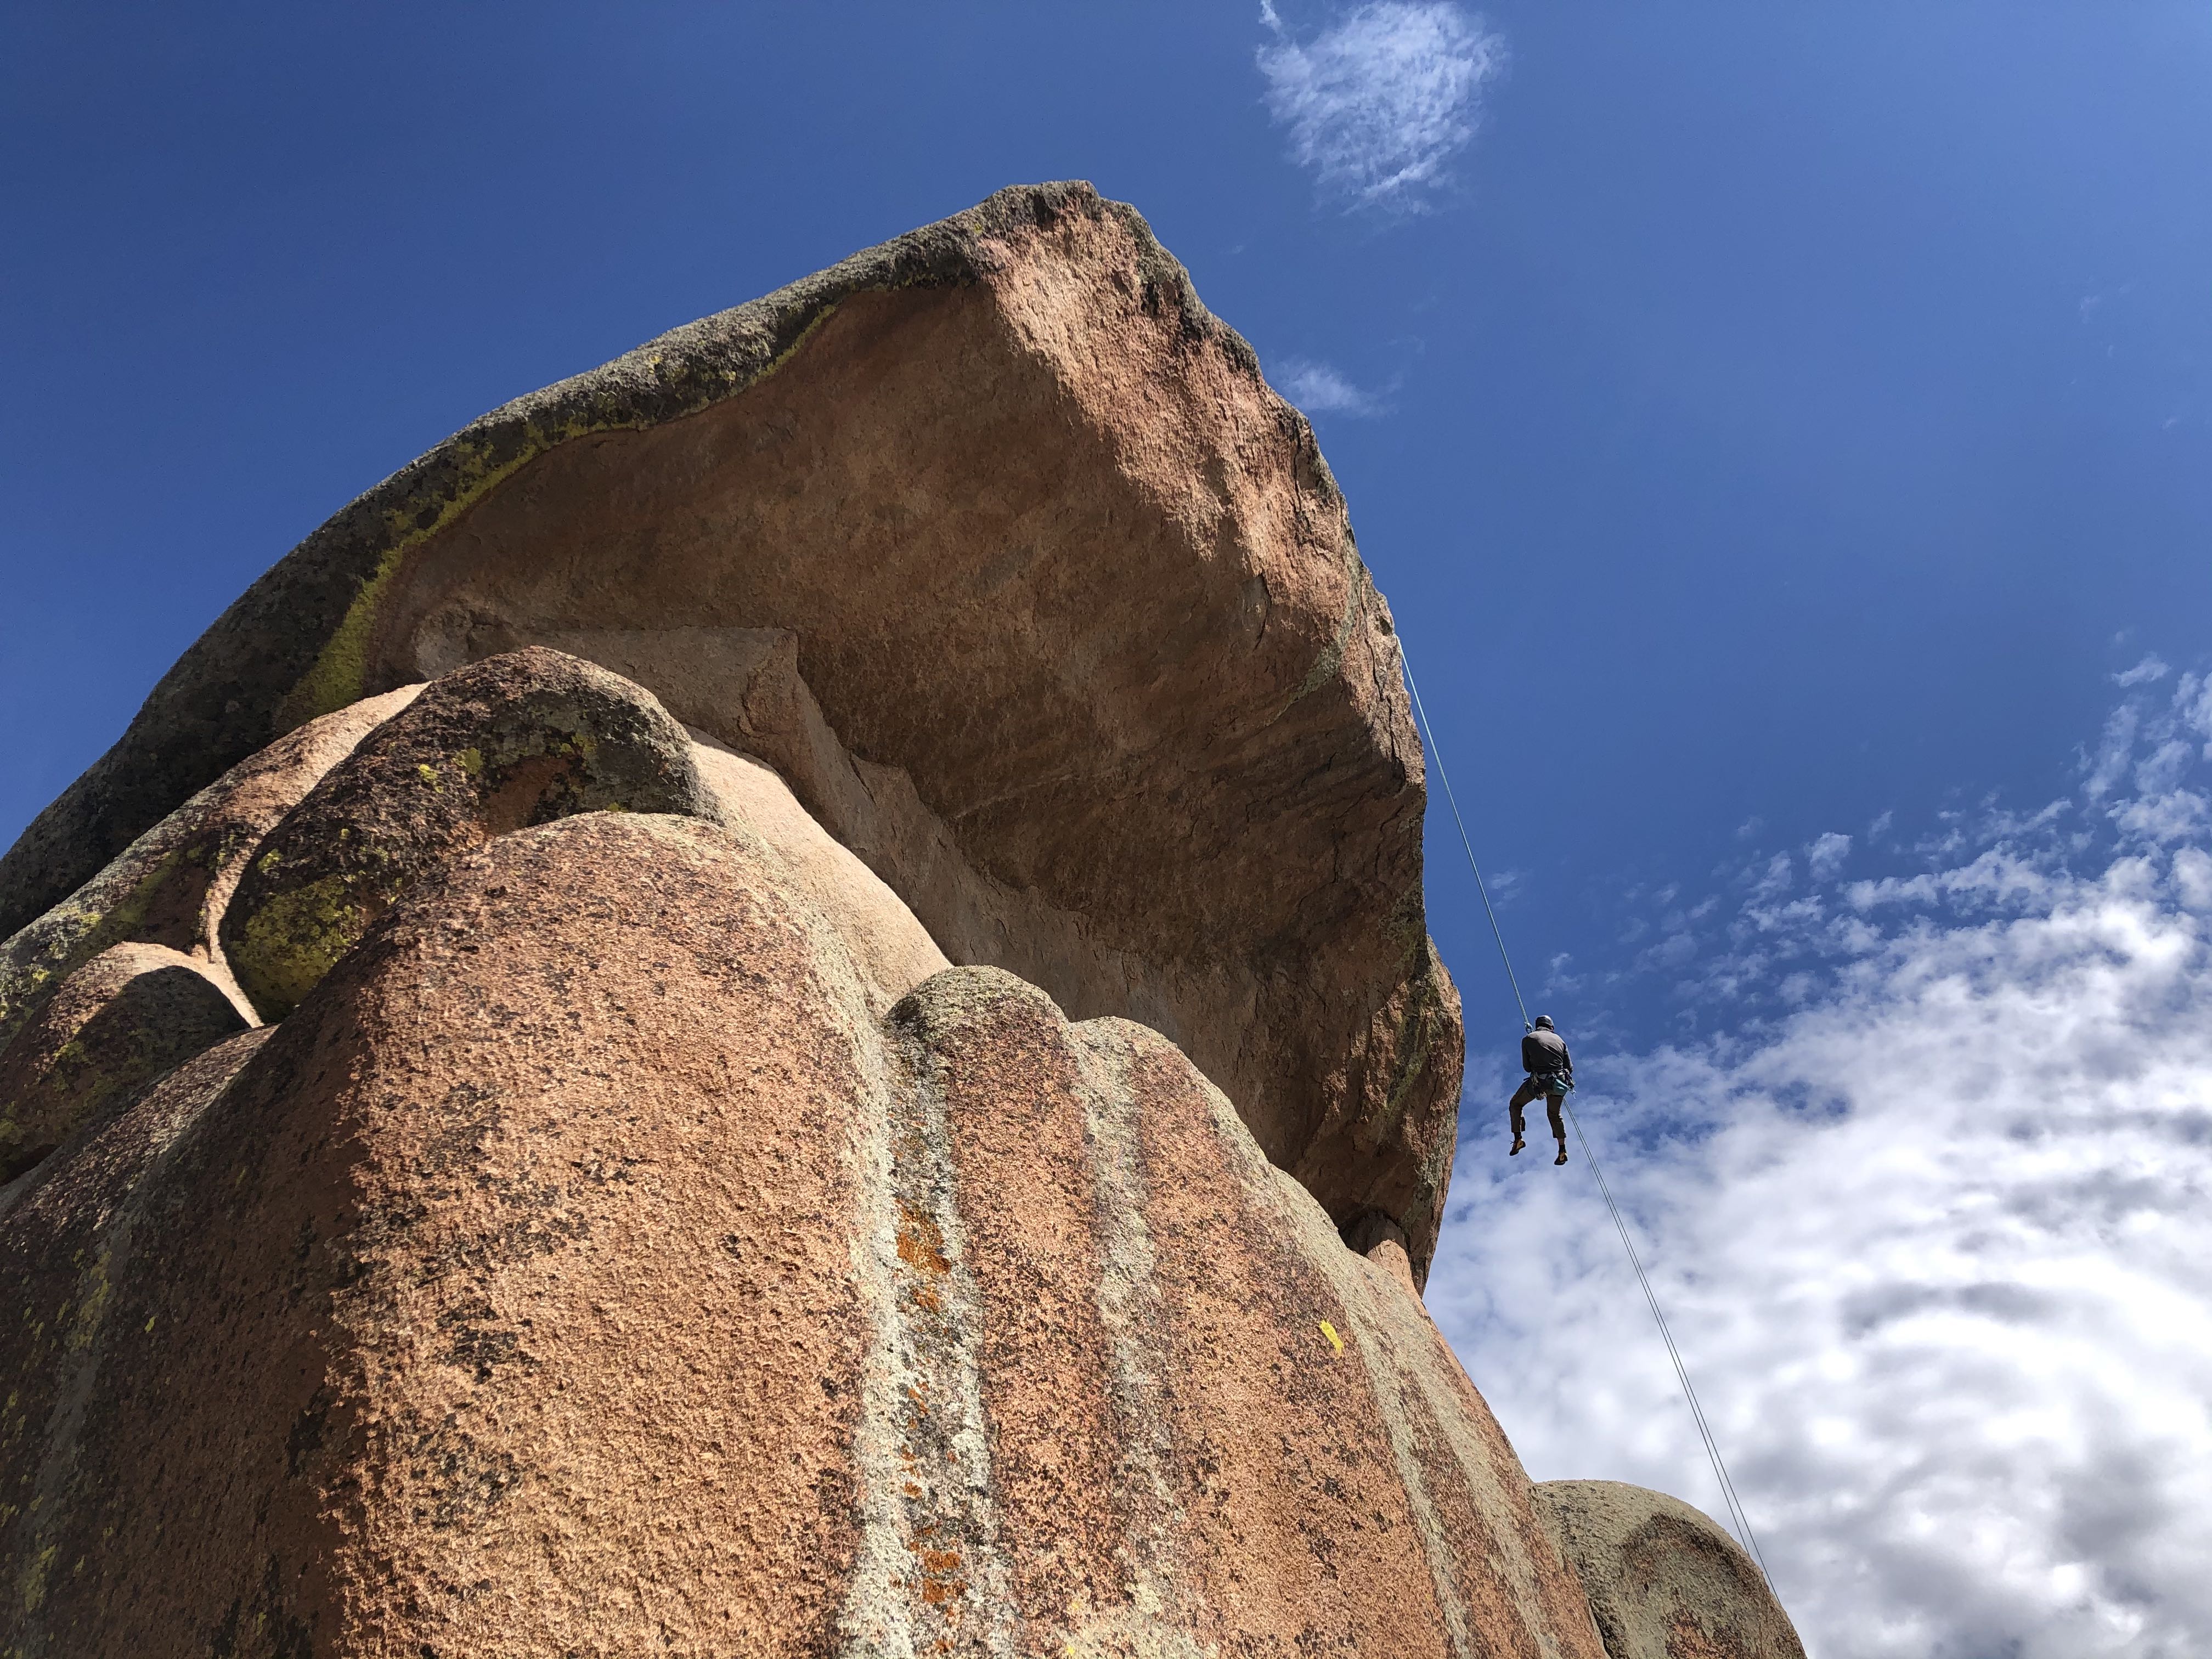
[2175,848,2212,911]
[2175,673,2212,751]
[1429,665,2212,1658]
[1807,832,1853,881]
[2087,703,2142,800]
[2115,654,2171,687]
[1273,356,1385,417]
[1747,851,1793,901]
[1256,3,1504,211]
[2133,738,2196,802]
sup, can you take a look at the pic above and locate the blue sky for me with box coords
[7,5,2212,1655]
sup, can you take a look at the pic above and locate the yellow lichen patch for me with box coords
[0,961,56,1063]
[65,1255,110,1356]
[277,538,411,731]
[231,872,370,1016]
[20,1542,58,1616]
[1318,1319,1345,1356]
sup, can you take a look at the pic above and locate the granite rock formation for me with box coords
[0,941,247,1183]
[1539,1481,1807,1659]
[221,646,715,1018]
[0,180,1459,1274]
[0,684,420,1057]
[1,812,1601,1656]
[0,184,1805,1657]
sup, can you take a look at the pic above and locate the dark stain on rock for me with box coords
[285,1389,331,1478]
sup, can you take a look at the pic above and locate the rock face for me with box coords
[0,684,419,1056]
[221,647,715,1018]
[0,942,248,1183]
[0,180,1461,1273]
[0,185,1810,1658]
[687,731,951,1016]
[0,810,1599,1657]
[1538,1481,1805,1659]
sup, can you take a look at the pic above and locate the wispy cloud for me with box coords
[1806,831,1852,880]
[2115,653,2171,687]
[1256,2,1504,212]
[2085,703,2143,800]
[1272,356,1386,417]
[1430,660,2212,1658]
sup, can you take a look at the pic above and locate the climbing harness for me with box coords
[1400,653,1787,1608]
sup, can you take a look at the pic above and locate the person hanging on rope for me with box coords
[1510,1014,1574,1165]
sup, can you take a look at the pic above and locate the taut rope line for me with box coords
[1398,651,1785,1606]
[1402,664,1531,1032]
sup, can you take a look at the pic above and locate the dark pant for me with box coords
[1509,1077,1566,1143]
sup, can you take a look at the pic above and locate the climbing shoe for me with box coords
[1554,1147,1569,1165]
[1510,1136,1526,1156]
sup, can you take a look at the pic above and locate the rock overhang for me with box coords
[0,179,1467,1274]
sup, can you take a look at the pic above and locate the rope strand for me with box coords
[1403,661,1531,1031]
[1399,647,1785,1609]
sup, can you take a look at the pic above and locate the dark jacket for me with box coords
[1522,1028,1572,1079]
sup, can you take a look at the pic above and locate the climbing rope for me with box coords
[1399,652,1786,1605]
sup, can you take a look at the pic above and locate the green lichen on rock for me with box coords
[275,306,851,732]
[1286,540,1374,712]
[276,539,410,730]
[227,874,369,1023]
[0,831,207,1058]
[0,692,416,1057]
[1379,943,1453,1135]
[0,944,247,1184]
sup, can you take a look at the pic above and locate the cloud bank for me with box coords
[1257,2,1504,211]
[1430,665,2212,1658]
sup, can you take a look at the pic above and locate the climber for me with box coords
[1509,1014,1573,1166]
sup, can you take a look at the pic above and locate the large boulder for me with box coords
[0,181,1463,1273]
[219,647,714,1018]
[0,812,1597,1658]
[687,730,949,1015]
[1538,1480,1807,1659]
[0,941,250,1183]
[0,685,419,1056]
